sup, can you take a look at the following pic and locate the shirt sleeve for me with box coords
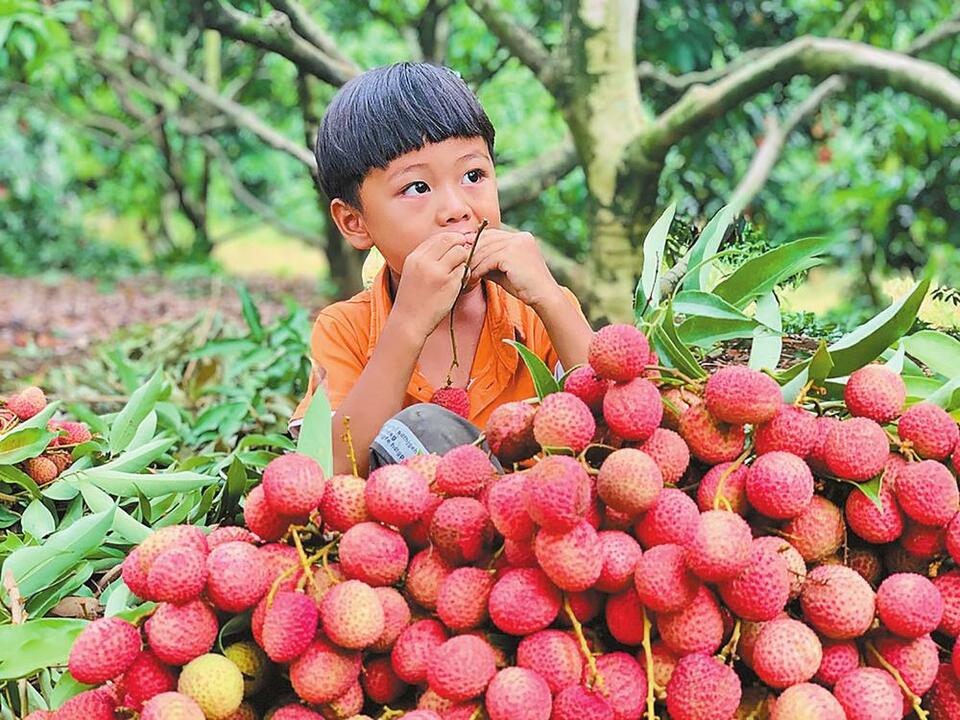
[535,286,588,376]
[289,308,367,429]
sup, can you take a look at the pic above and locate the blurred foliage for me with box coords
[0,0,957,303]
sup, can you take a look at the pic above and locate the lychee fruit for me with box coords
[696,461,750,514]
[484,666,552,720]
[898,402,959,460]
[770,683,845,720]
[596,448,663,517]
[563,365,609,414]
[867,633,939,713]
[666,652,742,720]
[6,386,46,420]
[178,654,244,720]
[369,586,410,653]
[486,473,535,541]
[426,635,497,701]
[753,535,806,599]
[430,385,470,418]
[876,572,943,638]
[845,480,904,543]
[780,495,844,562]
[206,526,258,548]
[588,324,649,382]
[935,571,960,637]
[140,692,205,720]
[550,685,613,720]
[800,564,876,639]
[206,541,269,612]
[405,548,454,610]
[752,618,822,688]
[633,487,699,547]
[391,619,449,684]
[535,519,602,591]
[147,545,208,604]
[833,667,903,720]
[523,455,591,532]
[634,542,700,613]
[718,537,791,622]
[485,401,538,464]
[660,385,700,431]
[435,444,497,498]
[429,496,494,565]
[602,376,663,442]
[684,509,753,582]
[516,630,582,694]
[588,653,647,720]
[893,458,959,527]
[223,640,269,697]
[338,521,409,586]
[816,639,861,687]
[806,414,841,475]
[657,585,725,656]
[320,579,385,649]
[926,663,960,720]
[243,484,297,542]
[845,364,906,422]
[262,452,325,516]
[947,511,960,564]
[288,637,360,704]
[594,530,642,593]
[145,599,219,666]
[824,417,889,480]
[436,566,494,631]
[320,474,371,532]
[533,391,596,452]
[362,654,408,705]
[704,365,781,425]
[488,567,561,635]
[754,404,818,457]
[679,403,746,464]
[120,650,178,710]
[23,456,59,485]
[261,591,318,662]
[746,451,814,519]
[365,463,432,526]
[68,616,141,684]
[637,427,690,485]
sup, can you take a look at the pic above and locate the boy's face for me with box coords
[335,137,500,274]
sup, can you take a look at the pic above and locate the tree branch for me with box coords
[199,0,358,86]
[119,35,317,171]
[636,47,771,95]
[498,139,580,212]
[640,36,960,163]
[727,13,960,215]
[465,0,557,91]
[268,0,361,74]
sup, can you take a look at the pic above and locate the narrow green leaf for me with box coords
[73,482,151,544]
[781,367,810,403]
[109,369,166,454]
[21,500,55,539]
[677,317,769,348]
[808,341,835,382]
[91,436,175,474]
[636,203,676,317]
[749,292,782,371]
[902,330,960,378]
[0,465,40,499]
[1,508,115,597]
[297,386,333,476]
[13,401,60,433]
[884,343,906,374]
[682,204,734,292]
[673,290,763,323]
[0,427,56,465]
[504,340,561,399]
[237,434,296,451]
[126,410,158,452]
[653,303,707,379]
[220,457,247,522]
[926,375,960,411]
[713,236,836,308]
[827,273,932,377]
[67,469,217,498]
[852,473,885,512]
[0,619,87,680]
[237,284,264,341]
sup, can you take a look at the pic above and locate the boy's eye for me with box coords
[401,181,430,196]
[464,169,485,184]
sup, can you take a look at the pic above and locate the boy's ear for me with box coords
[330,198,375,251]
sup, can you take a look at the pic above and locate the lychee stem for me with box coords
[793,379,816,406]
[718,619,741,665]
[341,415,359,477]
[290,528,315,592]
[712,444,752,511]
[640,608,661,720]
[446,219,489,382]
[563,594,605,693]
[646,365,701,387]
[376,707,404,720]
[864,641,930,720]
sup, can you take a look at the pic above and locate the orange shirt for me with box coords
[291,268,584,429]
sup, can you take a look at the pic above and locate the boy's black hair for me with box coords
[315,62,496,209]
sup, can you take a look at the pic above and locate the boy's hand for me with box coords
[468,229,562,310]
[393,232,472,337]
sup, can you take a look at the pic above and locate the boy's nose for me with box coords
[437,187,472,226]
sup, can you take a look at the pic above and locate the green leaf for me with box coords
[66,469,217,498]
[237,434,296,451]
[127,410,158,451]
[220,457,247,522]
[109,369,167,454]
[0,427,56,465]
[884,343,906,374]
[651,303,707,379]
[673,290,765,323]
[237,284,264,341]
[504,340,561,399]
[853,473,885,512]
[682,204,733,292]
[677,317,771,348]
[76,482,152,544]
[808,341,835,382]
[0,465,40,499]
[0,619,87,680]
[297,386,333,477]
[636,202,676,317]
[749,292,782,371]
[713,236,836,309]
[926,375,960,411]
[902,330,960,378]
[90,436,175,474]
[14,401,60,432]
[826,273,932,377]
[20,499,55,539]
[1,507,115,598]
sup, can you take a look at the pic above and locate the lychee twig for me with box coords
[290,528,315,592]
[341,415,359,477]
[793,379,816,406]
[640,608,661,720]
[712,444,752,512]
[4,571,29,713]
[865,641,930,720]
[563,595,605,693]
[718,619,741,665]
[447,219,489,379]
[376,707,404,720]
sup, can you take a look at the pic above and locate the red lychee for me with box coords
[898,402,959,460]
[485,401,538,465]
[704,365,782,425]
[845,364,906,422]
[588,324,649,382]
[602,376,663,442]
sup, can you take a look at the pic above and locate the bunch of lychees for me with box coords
[48,323,960,720]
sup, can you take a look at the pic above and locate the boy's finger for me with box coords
[437,244,470,271]
[424,232,471,259]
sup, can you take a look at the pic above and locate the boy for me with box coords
[290,62,592,475]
